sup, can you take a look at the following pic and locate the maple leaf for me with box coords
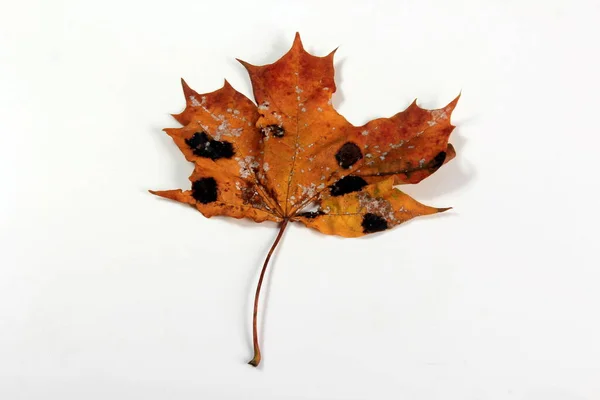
[151,33,459,366]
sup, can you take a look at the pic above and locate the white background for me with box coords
[2,0,599,399]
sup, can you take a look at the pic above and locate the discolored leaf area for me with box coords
[151,33,459,366]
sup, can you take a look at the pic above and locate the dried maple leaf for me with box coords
[151,34,459,366]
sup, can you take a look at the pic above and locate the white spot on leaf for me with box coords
[189,96,201,106]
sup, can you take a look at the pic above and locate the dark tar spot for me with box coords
[185,132,234,160]
[335,142,363,169]
[191,177,218,204]
[261,124,285,138]
[429,151,447,170]
[329,175,368,197]
[298,210,324,219]
[362,213,388,233]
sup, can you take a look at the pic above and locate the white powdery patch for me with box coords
[358,193,396,222]
[215,119,243,140]
[419,158,426,168]
[361,130,369,136]
[298,183,318,199]
[258,102,270,111]
[237,156,259,179]
[190,95,206,107]
[263,162,270,172]
[431,109,448,120]
[299,200,320,214]
[427,109,448,127]
[295,86,303,94]
[301,108,306,112]
[317,107,323,112]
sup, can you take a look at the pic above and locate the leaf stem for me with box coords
[248,218,289,367]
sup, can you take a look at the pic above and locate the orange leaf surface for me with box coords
[151,33,459,366]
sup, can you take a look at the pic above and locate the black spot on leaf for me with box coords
[191,177,218,204]
[362,213,388,233]
[185,132,234,160]
[335,142,362,169]
[429,151,447,170]
[261,124,285,138]
[329,175,368,197]
[298,210,324,219]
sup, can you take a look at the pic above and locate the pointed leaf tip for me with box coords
[180,78,197,99]
[293,32,303,48]
[180,78,190,90]
[445,93,461,112]
[328,46,339,58]
[236,57,256,70]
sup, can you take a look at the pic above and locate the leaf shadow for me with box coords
[332,57,347,110]
[398,128,475,202]
[141,193,279,365]
[149,122,192,188]
[240,220,286,368]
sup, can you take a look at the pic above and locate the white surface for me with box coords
[1,0,600,399]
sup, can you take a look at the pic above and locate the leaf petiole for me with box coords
[248,218,290,367]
